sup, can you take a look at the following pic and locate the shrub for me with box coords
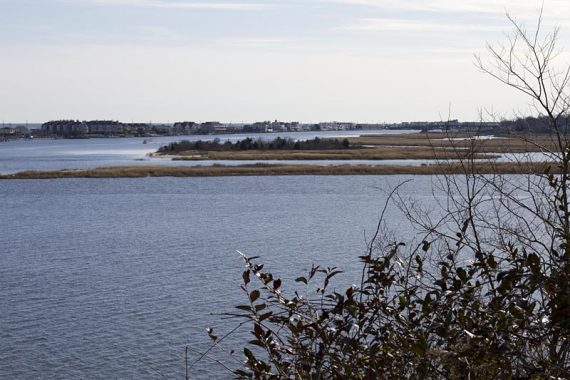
[198,11,570,379]
[158,137,353,154]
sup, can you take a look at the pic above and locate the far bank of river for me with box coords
[0,130,419,175]
[1,130,558,178]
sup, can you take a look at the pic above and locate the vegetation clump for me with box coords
[0,162,554,179]
[198,12,570,379]
[158,137,352,154]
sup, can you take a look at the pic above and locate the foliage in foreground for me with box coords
[201,11,570,379]
[228,221,568,379]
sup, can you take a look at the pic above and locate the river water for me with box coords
[0,175,449,379]
[0,130,541,379]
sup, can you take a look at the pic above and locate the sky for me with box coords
[1,0,570,123]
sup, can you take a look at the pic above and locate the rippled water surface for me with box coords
[0,175,445,379]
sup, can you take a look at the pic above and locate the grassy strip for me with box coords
[157,148,497,161]
[349,132,559,153]
[0,162,554,179]
[154,132,555,161]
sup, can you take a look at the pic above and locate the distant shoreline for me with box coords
[0,131,556,179]
[0,162,553,179]
[152,131,551,161]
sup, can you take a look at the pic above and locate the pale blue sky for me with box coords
[1,0,569,122]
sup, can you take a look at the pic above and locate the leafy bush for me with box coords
[198,12,570,379]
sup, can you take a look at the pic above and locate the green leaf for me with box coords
[457,267,467,282]
[436,326,447,337]
[527,253,541,274]
[242,270,250,285]
[249,339,264,348]
[412,343,426,357]
[244,347,255,361]
[249,290,260,303]
[422,293,432,314]
[273,279,282,290]
[295,277,308,285]
[254,303,267,312]
[545,281,556,294]
[487,254,497,269]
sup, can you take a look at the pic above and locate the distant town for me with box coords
[0,119,510,141]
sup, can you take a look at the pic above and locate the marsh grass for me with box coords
[154,132,554,161]
[0,161,553,179]
[349,132,560,153]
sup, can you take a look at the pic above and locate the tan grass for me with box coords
[348,132,559,153]
[0,161,554,179]
[154,132,557,162]
[159,147,496,161]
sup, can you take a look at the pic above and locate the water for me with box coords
[0,175,441,379]
[0,130,420,174]
[1,130,541,379]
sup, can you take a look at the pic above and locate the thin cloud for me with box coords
[327,0,570,20]
[137,26,182,38]
[222,37,294,47]
[338,18,502,33]
[0,24,57,32]
[62,0,273,10]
